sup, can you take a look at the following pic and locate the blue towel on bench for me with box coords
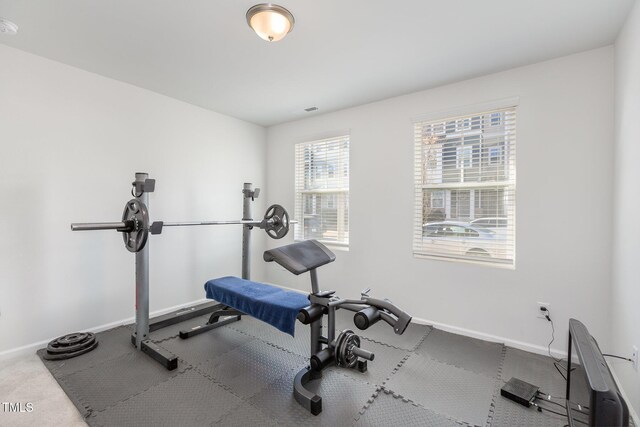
[204,276,310,336]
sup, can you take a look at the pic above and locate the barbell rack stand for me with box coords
[70,172,288,370]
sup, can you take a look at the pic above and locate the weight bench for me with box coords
[180,239,412,415]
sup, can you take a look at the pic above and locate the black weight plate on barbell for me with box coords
[264,204,290,239]
[335,330,347,365]
[121,199,149,253]
[346,334,360,367]
[335,329,360,369]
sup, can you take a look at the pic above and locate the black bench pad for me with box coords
[263,240,335,275]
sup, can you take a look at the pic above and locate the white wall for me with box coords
[612,0,640,417]
[0,44,267,354]
[266,47,614,356]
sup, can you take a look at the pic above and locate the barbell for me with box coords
[71,200,291,253]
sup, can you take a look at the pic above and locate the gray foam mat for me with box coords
[195,339,307,400]
[159,325,255,366]
[415,328,505,377]
[62,348,187,413]
[249,369,378,427]
[38,326,136,378]
[489,392,567,427]
[501,347,566,397]
[211,400,280,426]
[91,369,243,427]
[38,310,573,426]
[335,309,432,351]
[335,338,410,386]
[34,360,94,418]
[229,315,312,357]
[354,389,463,427]
[384,352,496,426]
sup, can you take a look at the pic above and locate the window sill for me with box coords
[413,252,515,270]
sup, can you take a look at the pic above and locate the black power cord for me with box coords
[602,353,634,362]
[554,361,567,380]
[540,308,579,381]
[536,391,567,409]
[533,401,590,426]
[540,307,562,363]
[537,390,564,400]
[541,308,634,365]
[531,401,567,418]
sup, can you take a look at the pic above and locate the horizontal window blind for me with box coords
[295,135,349,246]
[414,107,516,266]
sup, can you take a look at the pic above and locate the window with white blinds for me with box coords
[414,107,516,266]
[295,135,349,247]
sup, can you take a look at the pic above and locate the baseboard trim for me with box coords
[416,316,568,359]
[0,298,209,362]
[273,282,568,359]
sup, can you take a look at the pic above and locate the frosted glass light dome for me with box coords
[246,4,294,42]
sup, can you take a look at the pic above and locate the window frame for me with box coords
[413,99,518,268]
[456,145,473,169]
[430,190,445,209]
[488,145,502,165]
[294,134,350,249]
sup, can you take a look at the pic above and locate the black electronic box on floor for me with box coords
[501,377,540,407]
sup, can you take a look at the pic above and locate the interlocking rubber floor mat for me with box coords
[38,307,573,426]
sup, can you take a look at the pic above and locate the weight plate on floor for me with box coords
[44,332,99,359]
[57,332,89,346]
[121,199,149,252]
[44,340,98,360]
[47,334,96,354]
[264,204,290,239]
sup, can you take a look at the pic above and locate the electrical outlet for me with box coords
[537,302,550,319]
[632,346,638,371]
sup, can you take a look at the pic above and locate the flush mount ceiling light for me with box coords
[0,18,18,35]
[246,3,294,42]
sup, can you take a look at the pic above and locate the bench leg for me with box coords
[179,307,242,339]
[293,367,323,415]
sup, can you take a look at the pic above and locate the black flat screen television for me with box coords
[566,318,629,427]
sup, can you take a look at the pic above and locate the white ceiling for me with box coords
[0,0,635,126]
